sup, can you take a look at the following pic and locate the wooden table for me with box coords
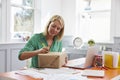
[87,67,120,80]
[1,57,120,80]
[0,67,120,80]
[0,71,43,80]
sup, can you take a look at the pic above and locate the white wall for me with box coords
[114,0,120,36]
[61,0,76,36]
[110,0,120,42]
[0,0,7,42]
[0,4,1,41]
[40,0,76,36]
[111,0,120,37]
[36,0,120,39]
[40,0,62,32]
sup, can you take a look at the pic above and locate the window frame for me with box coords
[10,0,35,40]
[76,0,111,43]
[0,0,41,42]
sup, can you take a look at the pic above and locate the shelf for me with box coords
[82,9,111,14]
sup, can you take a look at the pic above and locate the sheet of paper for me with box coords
[15,68,87,80]
[15,69,47,79]
[65,58,86,69]
[111,75,120,80]
[38,67,81,74]
[66,58,85,66]
[45,73,87,80]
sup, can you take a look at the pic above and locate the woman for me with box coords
[18,15,65,68]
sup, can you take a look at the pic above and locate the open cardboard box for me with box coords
[38,52,67,68]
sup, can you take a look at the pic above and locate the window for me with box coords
[0,0,1,24]
[0,1,1,23]
[0,0,41,42]
[0,0,1,41]
[10,0,34,39]
[76,0,111,43]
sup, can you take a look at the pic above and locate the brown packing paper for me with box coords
[38,52,67,68]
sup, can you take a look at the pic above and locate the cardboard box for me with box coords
[38,52,67,68]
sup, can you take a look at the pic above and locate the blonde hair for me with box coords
[43,15,64,41]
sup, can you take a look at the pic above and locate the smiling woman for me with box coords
[18,15,65,68]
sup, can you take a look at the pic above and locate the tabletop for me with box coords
[0,58,120,80]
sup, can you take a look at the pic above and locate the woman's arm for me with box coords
[19,47,49,60]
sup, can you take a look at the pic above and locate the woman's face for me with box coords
[48,20,62,37]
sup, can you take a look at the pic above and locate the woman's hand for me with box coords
[37,47,50,54]
[19,46,50,60]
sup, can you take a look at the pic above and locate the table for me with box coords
[0,68,120,80]
[87,67,120,80]
[0,58,120,80]
[0,71,43,80]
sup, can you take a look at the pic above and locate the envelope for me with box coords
[38,52,67,68]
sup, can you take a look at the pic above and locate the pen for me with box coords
[41,43,46,47]
[40,41,50,51]
[40,40,46,47]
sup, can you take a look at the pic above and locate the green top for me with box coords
[18,33,62,68]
